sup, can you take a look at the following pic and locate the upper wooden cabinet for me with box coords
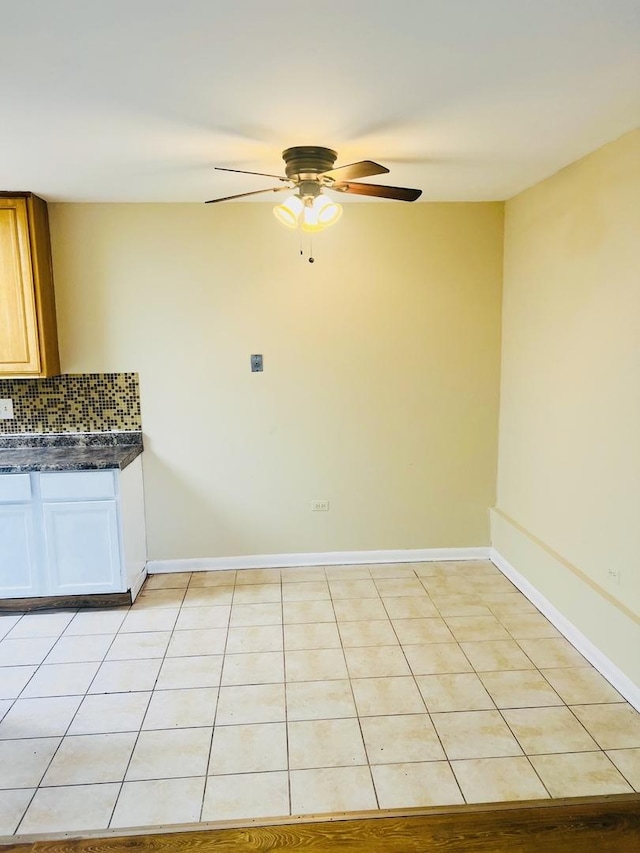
[0,192,60,377]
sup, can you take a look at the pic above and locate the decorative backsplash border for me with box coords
[0,373,141,434]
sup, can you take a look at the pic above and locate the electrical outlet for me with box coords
[0,399,14,419]
[607,568,621,585]
[311,500,329,512]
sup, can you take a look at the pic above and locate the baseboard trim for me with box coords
[147,547,491,575]
[491,548,640,712]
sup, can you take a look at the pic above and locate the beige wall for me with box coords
[494,129,640,684]
[49,202,503,560]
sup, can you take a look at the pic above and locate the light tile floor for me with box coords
[1,560,639,837]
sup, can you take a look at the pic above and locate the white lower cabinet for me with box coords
[0,459,146,600]
[42,501,122,594]
[0,503,39,596]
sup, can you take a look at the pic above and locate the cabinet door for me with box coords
[42,501,124,594]
[0,197,41,373]
[0,504,40,596]
[0,194,60,377]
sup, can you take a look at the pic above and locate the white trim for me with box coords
[490,548,640,712]
[146,547,491,575]
[129,565,148,602]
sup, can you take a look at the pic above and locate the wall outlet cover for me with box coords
[0,399,14,419]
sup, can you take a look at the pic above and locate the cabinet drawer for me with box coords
[40,471,116,501]
[0,473,32,502]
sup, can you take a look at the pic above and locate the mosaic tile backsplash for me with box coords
[0,373,141,434]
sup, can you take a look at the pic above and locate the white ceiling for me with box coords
[1,0,638,202]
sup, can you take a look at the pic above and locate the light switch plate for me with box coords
[0,399,14,419]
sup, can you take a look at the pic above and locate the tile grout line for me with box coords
[493,705,554,800]
[330,565,381,811]
[12,607,121,833]
[279,570,293,818]
[455,571,563,801]
[198,570,232,823]
[600,750,640,793]
[438,570,628,799]
[380,568,467,807]
[0,610,47,706]
[415,569,566,803]
[106,582,186,829]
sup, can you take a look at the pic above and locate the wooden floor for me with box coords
[2,794,639,852]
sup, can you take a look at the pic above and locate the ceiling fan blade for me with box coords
[320,160,389,181]
[333,181,422,201]
[215,166,287,181]
[204,186,288,203]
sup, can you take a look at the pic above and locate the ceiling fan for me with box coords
[205,146,422,233]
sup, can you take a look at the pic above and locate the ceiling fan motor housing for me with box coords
[282,146,337,181]
[207,148,421,204]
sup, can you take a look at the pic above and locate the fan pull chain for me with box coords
[298,230,315,263]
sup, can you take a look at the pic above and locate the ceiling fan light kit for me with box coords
[207,146,422,254]
[274,193,343,232]
[273,194,304,228]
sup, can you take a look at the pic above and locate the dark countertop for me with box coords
[0,432,143,473]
